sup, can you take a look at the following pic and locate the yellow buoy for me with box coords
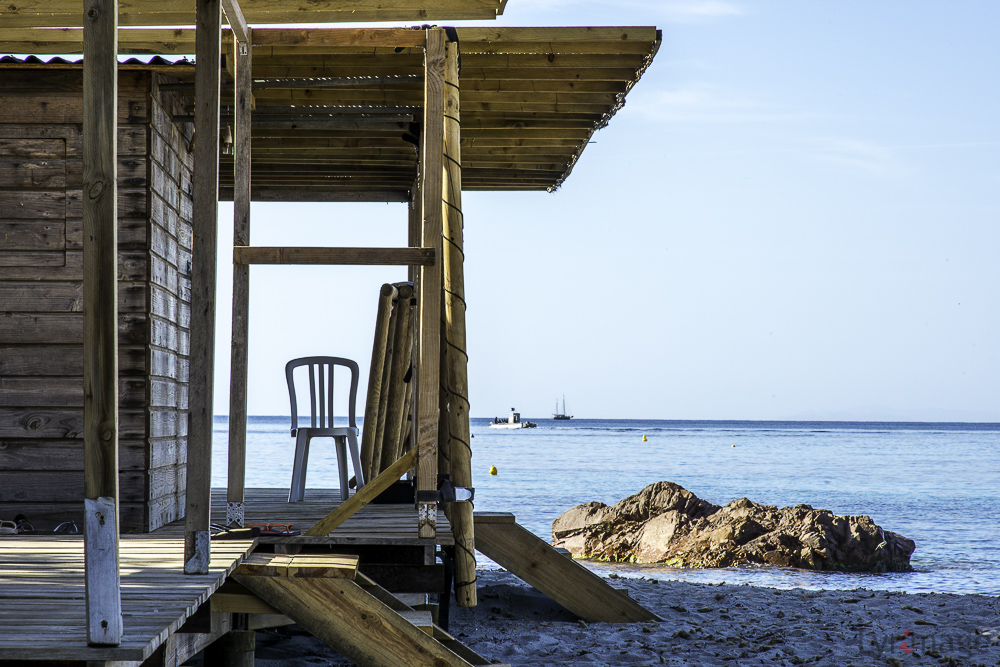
[732,444,736,447]
[489,465,498,475]
[642,435,647,442]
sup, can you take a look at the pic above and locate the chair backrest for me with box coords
[285,356,359,433]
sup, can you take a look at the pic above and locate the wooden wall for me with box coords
[0,67,193,532]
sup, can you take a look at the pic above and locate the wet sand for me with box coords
[224,569,1000,666]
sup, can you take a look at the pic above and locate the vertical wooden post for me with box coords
[186,0,222,574]
[226,28,252,527]
[82,0,122,645]
[440,38,477,608]
[416,28,446,539]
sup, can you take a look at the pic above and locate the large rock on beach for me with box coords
[552,481,915,572]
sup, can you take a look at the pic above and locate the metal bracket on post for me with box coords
[226,501,245,527]
[416,480,474,504]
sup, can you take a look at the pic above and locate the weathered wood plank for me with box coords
[473,516,661,623]
[233,246,434,266]
[0,438,147,471]
[185,0,222,575]
[235,553,358,579]
[0,470,147,503]
[0,407,145,439]
[0,376,144,408]
[218,187,410,203]
[0,345,145,376]
[0,312,146,345]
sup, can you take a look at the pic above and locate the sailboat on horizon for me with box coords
[553,395,573,420]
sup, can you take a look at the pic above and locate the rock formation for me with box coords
[551,482,915,572]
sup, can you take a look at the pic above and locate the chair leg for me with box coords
[289,431,311,502]
[347,430,365,490]
[334,437,350,502]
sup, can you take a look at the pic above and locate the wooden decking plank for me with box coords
[150,486,456,545]
[473,515,661,624]
[0,536,253,662]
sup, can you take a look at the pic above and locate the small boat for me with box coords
[552,395,573,420]
[489,408,537,429]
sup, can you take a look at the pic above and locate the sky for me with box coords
[213,1,1000,422]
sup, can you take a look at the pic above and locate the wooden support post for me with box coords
[186,0,222,574]
[82,0,122,647]
[226,26,252,528]
[416,27,446,540]
[361,283,397,482]
[203,629,255,667]
[440,38,477,609]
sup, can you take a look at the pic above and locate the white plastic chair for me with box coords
[286,356,365,502]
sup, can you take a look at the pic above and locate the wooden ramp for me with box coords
[0,535,255,665]
[474,512,661,623]
[230,552,493,667]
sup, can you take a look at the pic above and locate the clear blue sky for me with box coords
[214,1,1000,421]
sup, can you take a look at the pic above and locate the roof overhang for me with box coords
[1,25,660,195]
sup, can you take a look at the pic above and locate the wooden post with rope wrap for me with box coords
[440,35,477,608]
[415,27,446,539]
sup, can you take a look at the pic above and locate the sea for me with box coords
[212,417,1000,596]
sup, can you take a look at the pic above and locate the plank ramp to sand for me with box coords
[0,535,254,665]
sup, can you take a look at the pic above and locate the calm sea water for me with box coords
[212,417,1000,596]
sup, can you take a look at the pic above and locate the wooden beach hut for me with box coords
[0,3,660,664]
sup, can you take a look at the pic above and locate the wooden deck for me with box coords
[0,535,254,664]
[153,488,455,546]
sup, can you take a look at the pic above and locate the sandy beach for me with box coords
[236,568,1000,666]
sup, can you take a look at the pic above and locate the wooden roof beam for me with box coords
[219,187,410,203]
[0,0,506,28]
